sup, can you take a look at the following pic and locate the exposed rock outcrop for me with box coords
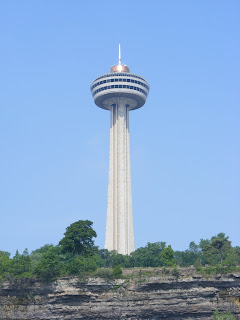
[0,267,240,319]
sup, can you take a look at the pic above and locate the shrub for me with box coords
[65,256,97,276]
[172,267,179,278]
[94,268,113,279]
[113,265,123,278]
[211,310,236,320]
[194,258,202,271]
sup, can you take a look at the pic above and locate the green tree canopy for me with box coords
[10,249,32,278]
[211,234,231,264]
[189,241,199,254]
[161,245,176,266]
[0,251,11,278]
[64,255,97,276]
[59,220,97,256]
[30,244,56,268]
[201,233,232,265]
[131,242,167,267]
[35,247,61,281]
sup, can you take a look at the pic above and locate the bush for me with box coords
[204,266,215,275]
[215,264,227,274]
[161,246,176,266]
[162,267,170,274]
[113,265,123,278]
[65,256,97,276]
[172,267,179,278]
[211,310,236,320]
[224,250,239,267]
[94,268,113,279]
[194,258,202,271]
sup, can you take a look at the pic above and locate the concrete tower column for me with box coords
[105,98,134,255]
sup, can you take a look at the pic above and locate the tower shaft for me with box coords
[105,98,134,255]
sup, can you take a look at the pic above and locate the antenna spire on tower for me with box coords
[110,44,129,73]
[119,43,121,65]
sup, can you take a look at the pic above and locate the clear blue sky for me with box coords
[0,1,239,256]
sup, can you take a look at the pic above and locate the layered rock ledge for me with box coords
[0,267,240,319]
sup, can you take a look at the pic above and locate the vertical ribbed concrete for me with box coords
[105,98,134,255]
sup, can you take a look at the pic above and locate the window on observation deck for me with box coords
[92,82,148,97]
[92,78,149,91]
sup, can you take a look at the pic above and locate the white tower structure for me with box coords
[90,46,149,255]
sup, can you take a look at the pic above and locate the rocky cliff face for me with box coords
[0,267,240,320]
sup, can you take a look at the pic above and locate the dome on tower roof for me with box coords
[110,44,130,73]
[110,64,130,73]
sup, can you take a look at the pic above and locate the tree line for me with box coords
[0,220,239,282]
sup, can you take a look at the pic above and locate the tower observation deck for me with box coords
[90,45,149,255]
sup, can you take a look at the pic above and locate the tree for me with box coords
[95,249,112,267]
[30,244,56,269]
[131,242,166,267]
[224,249,239,267]
[0,251,10,278]
[234,246,240,264]
[189,241,199,254]
[59,220,97,256]
[174,251,184,266]
[10,249,32,278]
[211,234,231,264]
[110,251,131,268]
[64,255,97,276]
[174,249,199,266]
[35,247,61,281]
[200,233,232,265]
[161,245,176,266]
[94,249,131,268]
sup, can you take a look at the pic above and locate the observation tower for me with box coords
[90,45,149,255]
